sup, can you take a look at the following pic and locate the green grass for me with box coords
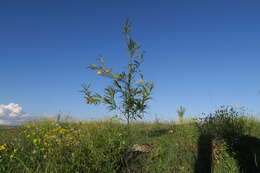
[0,117,260,173]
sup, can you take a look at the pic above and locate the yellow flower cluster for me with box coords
[27,124,82,149]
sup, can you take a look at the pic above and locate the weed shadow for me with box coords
[194,134,213,173]
[194,134,260,173]
[232,135,260,172]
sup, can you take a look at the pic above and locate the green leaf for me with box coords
[88,64,102,70]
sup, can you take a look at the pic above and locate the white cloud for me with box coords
[0,103,29,125]
[0,103,26,118]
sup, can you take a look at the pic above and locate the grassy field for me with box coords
[1,114,260,173]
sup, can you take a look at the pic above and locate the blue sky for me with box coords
[1,0,260,121]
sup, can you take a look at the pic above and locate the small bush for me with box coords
[198,106,250,143]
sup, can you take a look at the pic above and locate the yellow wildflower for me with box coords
[168,130,174,134]
[59,128,69,134]
[0,144,7,151]
[33,138,41,144]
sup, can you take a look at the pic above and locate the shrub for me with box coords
[198,106,250,143]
